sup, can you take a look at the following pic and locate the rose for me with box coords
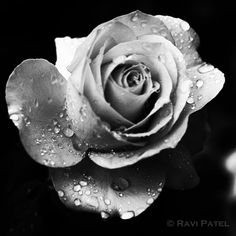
[5,11,224,219]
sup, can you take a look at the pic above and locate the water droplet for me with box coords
[198,64,214,74]
[164,139,169,143]
[10,114,19,121]
[54,126,60,134]
[180,21,190,31]
[101,211,110,219]
[196,79,204,88]
[85,190,91,195]
[59,112,64,118]
[57,190,64,197]
[121,211,135,220]
[79,180,87,186]
[119,192,124,197]
[24,116,31,126]
[187,97,194,104]
[63,127,74,137]
[191,103,196,110]
[104,199,111,205]
[157,188,162,192]
[131,13,138,22]
[52,119,58,125]
[78,190,83,195]
[34,99,39,108]
[73,184,81,192]
[74,198,81,206]
[197,95,203,100]
[141,22,147,27]
[146,197,154,205]
[158,54,166,63]
[47,97,53,103]
[111,177,130,191]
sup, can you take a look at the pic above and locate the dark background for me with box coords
[1,0,235,235]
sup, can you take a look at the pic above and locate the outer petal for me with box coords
[89,63,224,169]
[156,15,202,67]
[116,10,174,44]
[5,59,140,168]
[50,155,165,219]
[6,59,84,167]
[55,37,85,80]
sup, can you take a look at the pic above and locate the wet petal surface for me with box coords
[50,155,165,219]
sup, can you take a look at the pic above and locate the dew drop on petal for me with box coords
[180,21,190,31]
[196,79,204,88]
[131,13,138,22]
[63,127,74,137]
[146,197,154,205]
[141,22,147,27]
[158,54,166,64]
[57,190,64,197]
[85,190,91,195]
[101,211,110,219]
[10,114,19,121]
[104,199,111,205]
[73,184,81,192]
[111,177,130,191]
[198,64,214,74]
[121,211,135,220]
[197,95,203,100]
[79,180,88,186]
[187,97,194,104]
[74,198,81,206]
[54,126,60,134]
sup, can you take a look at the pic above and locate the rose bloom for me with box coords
[6,11,224,219]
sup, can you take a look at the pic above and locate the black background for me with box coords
[1,0,236,235]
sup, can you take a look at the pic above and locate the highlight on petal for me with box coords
[156,15,202,67]
[55,37,86,79]
[6,59,84,167]
[50,155,165,219]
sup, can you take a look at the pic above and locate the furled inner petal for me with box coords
[50,153,165,219]
[104,75,155,122]
[83,63,134,128]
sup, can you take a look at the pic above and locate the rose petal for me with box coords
[68,20,136,73]
[83,63,134,128]
[89,63,224,169]
[121,54,173,133]
[90,39,116,96]
[55,37,85,80]
[117,10,174,44]
[104,78,154,122]
[6,59,84,167]
[156,15,202,67]
[50,155,165,219]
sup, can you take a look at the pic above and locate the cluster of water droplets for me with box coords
[186,63,216,110]
[129,12,169,38]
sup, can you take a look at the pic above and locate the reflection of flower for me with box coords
[5,11,224,219]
